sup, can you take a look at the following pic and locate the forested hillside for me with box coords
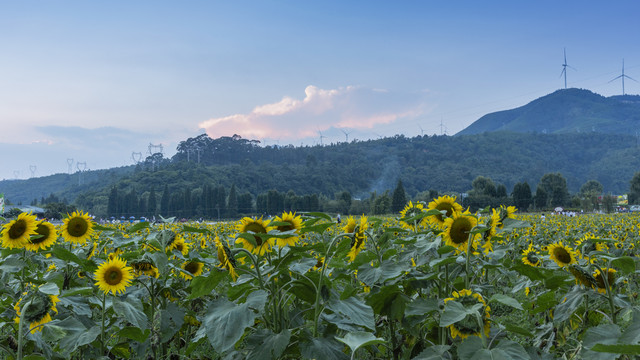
[458,88,640,135]
[3,131,639,218]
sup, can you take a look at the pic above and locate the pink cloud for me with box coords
[198,85,425,141]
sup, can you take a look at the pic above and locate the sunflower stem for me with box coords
[100,292,106,356]
[16,299,32,360]
[313,233,347,337]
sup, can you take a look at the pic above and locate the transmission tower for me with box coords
[76,161,87,185]
[29,165,36,178]
[67,158,74,174]
[148,143,163,155]
[131,152,142,164]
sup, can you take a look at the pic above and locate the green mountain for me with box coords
[3,131,640,217]
[457,88,640,135]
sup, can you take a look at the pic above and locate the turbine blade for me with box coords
[626,75,639,83]
[560,68,566,77]
[609,75,623,83]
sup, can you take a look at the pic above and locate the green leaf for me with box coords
[490,294,523,310]
[126,221,150,233]
[620,309,640,344]
[113,296,148,330]
[147,251,168,274]
[160,302,185,343]
[301,223,334,234]
[457,336,484,360]
[0,257,25,272]
[366,285,410,320]
[590,344,640,354]
[439,301,484,327]
[188,270,226,299]
[246,329,291,360]
[413,345,451,360]
[500,322,534,338]
[553,286,586,322]
[327,296,375,331]
[357,260,406,286]
[437,245,456,255]
[584,324,621,348]
[118,327,150,342]
[611,256,636,274]
[405,297,439,317]
[38,282,60,296]
[305,212,333,221]
[56,317,102,354]
[458,337,529,360]
[530,291,557,314]
[182,225,211,235]
[335,331,385,355]
[51,245,86,267]
[289,257,319,275]
[61,287,94,297]
[197,290,268,353]
[499,218,531,231]
[300,336,349,360]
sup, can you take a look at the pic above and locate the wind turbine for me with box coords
[609,59,637,95]
[317,130,327,146]
[419,125,424,136]
[339,128,351,142]
[560,48,576,89]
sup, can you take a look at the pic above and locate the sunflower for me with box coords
[593,268,617,294]
[343,215,368,262]
[497,205,517,228]
[444,289,491,340]
[235,217,274,256]
[61,210,94,244]
[215,236,238,280]
[548,242,577,267]
[180,261,204,280]
[14,290,60,333]
[166,234,190,256]
[131,261,159,278]
[273,211,302,247]
[521,243,541,267]
[442,211,478,253]
[568,264,597,288]
[399,201,426,231]
[94,256,134,295]
[24,221,57,252]
[426,195,463,228]
[1,212,38,249]
[480,208,500,254]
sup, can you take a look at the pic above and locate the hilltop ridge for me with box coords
[457,88,640,135]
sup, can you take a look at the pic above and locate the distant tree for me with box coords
[580,180,603,197]
[602,194,616,213]
[373,191,392,214]
[107,186,118,217]
[44,202,76,220]
[496,184,508,198]
[160,184,170,216]
[534,187,547,209]
[237,192,253,215]
[538,173,570,207]
[391,179,408,213]
[512,182,533,211]
[471,176,497,197]
[227,184,238,218]
[148,188,157,216]
[629,172,640,204]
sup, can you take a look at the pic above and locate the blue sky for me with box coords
[2,1,640,180]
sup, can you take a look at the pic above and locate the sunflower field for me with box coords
[1,197,640,359]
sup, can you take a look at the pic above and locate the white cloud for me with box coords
[199,85,426,142]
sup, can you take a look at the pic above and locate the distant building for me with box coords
[2,205,46,217]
